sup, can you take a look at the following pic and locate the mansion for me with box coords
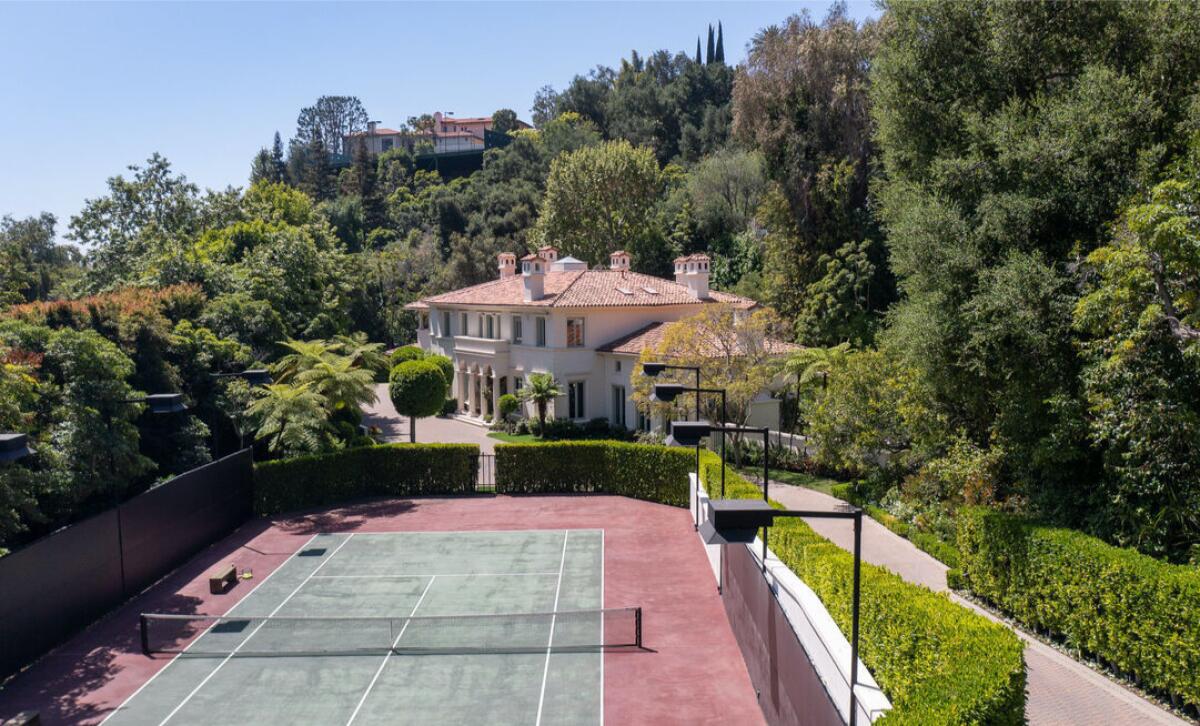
[407,247,775,430]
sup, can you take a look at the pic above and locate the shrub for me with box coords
[426,353,453,386]
[389,345,425,366]
[253,443,479,514]
[495,441,693,506]
[441,398,458,415]
[958,507,1200,710]
[498,394,519,420]
[702,455,1025,724]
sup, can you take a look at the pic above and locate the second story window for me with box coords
[419,313,429,330]
[512,316,523,344]
[442,311,450,337]
[486,315,495,339]
[536,317,547,347]
[567,318,585,348]
[460,313,468,336]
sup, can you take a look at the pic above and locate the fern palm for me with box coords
[294,354,378,412]
[273,338,343,383]
[248,383,334,457]
[332,333,388,379]
[517,372,563,432]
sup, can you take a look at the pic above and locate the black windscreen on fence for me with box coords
[0,449,253,680]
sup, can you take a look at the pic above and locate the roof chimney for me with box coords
[609,250,631,271]
[498,252,517,279]
[675,253,711,300]
[537,245,559,264]
[521,253,545,301]
[367,121,378,135]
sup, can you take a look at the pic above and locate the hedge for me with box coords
[958,507,1200,711]
[494,441,694,506]
[701,454,1026,724]
[254,444,478,514]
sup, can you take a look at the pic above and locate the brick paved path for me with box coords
[768,482,1186,726]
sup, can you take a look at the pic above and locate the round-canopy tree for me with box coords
[389,359,447,442]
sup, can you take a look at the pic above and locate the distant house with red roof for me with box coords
[343,112,531,156]
[405,247,795,430]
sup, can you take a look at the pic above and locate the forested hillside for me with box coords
[2,1,1199,563]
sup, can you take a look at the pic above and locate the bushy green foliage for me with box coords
[389,359,448,442]
[494,442,693,506]
[958,507,1200,710]
[253,443,478,514]
[389,345,425,366]
[497,393,519,420]
[705,457,1025,724]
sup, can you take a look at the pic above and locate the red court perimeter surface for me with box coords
[0,495,764,725]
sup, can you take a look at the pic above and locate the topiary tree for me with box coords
[389,359,447,442]
[498,393,520,422]
[389,345,425,367]
[426,354,454,387]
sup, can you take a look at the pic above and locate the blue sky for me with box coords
[0,1,878,237]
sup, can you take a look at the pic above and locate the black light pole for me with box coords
[700,496,865,726]
[110,393,189,597]
[642,363,703,526]
[210,369,272,453]
[652,383,728,527]
[714,424,771,559]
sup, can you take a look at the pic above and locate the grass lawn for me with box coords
[735,466,842,496]
[487,432,541,444]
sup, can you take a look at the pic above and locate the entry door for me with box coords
[611,385,626,428]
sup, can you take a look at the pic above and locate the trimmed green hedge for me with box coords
[494,441,694,506]
[701,455,1026,724]
[254,444,479,514]
[958,507,1200,710]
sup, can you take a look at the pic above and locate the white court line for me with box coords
[99,533,321,726]
[310,572,559,579]
[158,533,356,725]
[599,530,605,726]
[535,530,569,726]
[344,576,437,725]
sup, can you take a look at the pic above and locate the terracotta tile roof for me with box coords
[443,117,492,124]
[597,322,801,356]
[414,270,757,310]
[345,128,404,137]
[404,300,429,310]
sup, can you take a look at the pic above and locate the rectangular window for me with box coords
[637,407,651,433]
[461,313,468,336]
[382,138,394,151]
[536,317,547,347]
[442,311,450,336]
[485,315,495,339]
[611,385,626,427]
[419,313,429,330]
[514,376,524,392]
[568,381,585,419]
[567,318,584,348]
[615,360,622,373]
[512,316,523,344]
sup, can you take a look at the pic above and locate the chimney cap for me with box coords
[519,253,539,261]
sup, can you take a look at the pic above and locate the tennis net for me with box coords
[140,607,642,657]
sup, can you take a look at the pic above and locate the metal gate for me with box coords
[476,454,496,492]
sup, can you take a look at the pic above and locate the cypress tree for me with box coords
[706,24,715,64]
[270,131,286,182]
[715,21,725,63]
[695,36,702,64]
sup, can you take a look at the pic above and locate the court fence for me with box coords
[0,449,253,681]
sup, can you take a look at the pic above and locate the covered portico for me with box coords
[455,359,512,421]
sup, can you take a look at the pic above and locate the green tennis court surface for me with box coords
[104,529,621,725]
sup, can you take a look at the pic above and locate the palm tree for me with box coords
[248,383,333,457]
[785,343,850,390]
[273,338,342,383]
[294,354,378,412]
[332,333,389,380]
[517,373,562,434]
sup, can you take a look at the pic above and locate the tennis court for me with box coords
[103,529,630,725]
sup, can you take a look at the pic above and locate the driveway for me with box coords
[768,482,1187,726]
[362,384,497,453]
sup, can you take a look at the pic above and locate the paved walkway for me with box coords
[768,482,1187,726]
[362,384,497,453]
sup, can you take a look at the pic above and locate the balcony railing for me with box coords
[453,336,510,357]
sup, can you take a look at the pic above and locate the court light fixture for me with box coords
[664,420,712,448]
[128,393,189,414]
[650,383,689,403]
[213,368,272,386]
[0,433,33,463]
[699,496,866,726]
[641,362,668,377]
